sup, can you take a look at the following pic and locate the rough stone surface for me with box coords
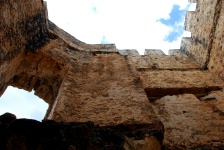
[47,53,163,129]
[182,0,218,67]
[0,113,162,150]
[0,0,48,96]
[168,49,182,55]
[152,94,224,149]
[118,49,140,56]
[138,70,224,100]
[1,0,224,149]
[125,53,201,70]
[208,0,224,78]
[139,70,224,89]
[144,49,165,55]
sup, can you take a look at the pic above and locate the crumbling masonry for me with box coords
[0,0,224,149]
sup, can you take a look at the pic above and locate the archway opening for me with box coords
[0,86,49,121]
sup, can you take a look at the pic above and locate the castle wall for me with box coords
[120,49,201,70]
[0,0,224,149]
[0,0,48,95]
[152,93,224,148]
[208,0,224,78]
[182,0,219,68]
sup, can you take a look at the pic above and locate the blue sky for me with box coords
[0,0,196,121]
[0,86,48,121]
[159,5,190,42]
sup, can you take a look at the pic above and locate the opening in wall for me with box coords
[0,86,48,121]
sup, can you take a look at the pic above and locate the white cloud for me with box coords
[45,0,193,54]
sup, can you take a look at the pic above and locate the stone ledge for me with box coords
[138,70,224,100]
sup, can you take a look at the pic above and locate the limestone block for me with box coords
[180,37,208,67]
[168,49,183,55]
[47,53,162,128]
[208,1,224,78]
[118,49,139,56]
[152,94,224,149]
[126,53,201,70]
[144,49,165,55]
[138,70,224,99]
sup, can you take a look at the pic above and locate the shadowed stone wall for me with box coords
[0,0,224,149]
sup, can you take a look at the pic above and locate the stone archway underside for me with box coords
[0,0,224,149]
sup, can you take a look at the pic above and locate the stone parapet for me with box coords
[0,0,224,149]
[118,49,139,56]
[168,49,183,55]
[144,49,165,55]
[124,50,201,70]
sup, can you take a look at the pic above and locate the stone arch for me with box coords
[3,49,68,118]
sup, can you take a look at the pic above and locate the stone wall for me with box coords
[207,0,224,78]
[0,0,224,149]
[0,0,48,96]
[182,0,224,77]
[181,0,219,68]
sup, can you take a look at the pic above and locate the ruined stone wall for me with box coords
[181,0,219,67]
[182,0,224,78]
[0,0,224,149]
[207,0,224,78]
[0,0,48,95]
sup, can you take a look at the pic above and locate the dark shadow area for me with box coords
[145,86,222,101]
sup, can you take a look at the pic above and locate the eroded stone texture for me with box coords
[138,70,224,100]
[1,0,224,149]
[144,49,165,55]
[208,1,224,78]
[139,70,224,89]
[47,53,161,126]
[124,52,201,70]
[151,94,224,149]
[182,0,219,67]
[0,0,48,95]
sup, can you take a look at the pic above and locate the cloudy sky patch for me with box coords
[45,0,194,54]
[159,4,189,42]
[0,86,48,121]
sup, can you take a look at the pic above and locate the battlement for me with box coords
[118,49,184,56]
[0,0,224,149]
